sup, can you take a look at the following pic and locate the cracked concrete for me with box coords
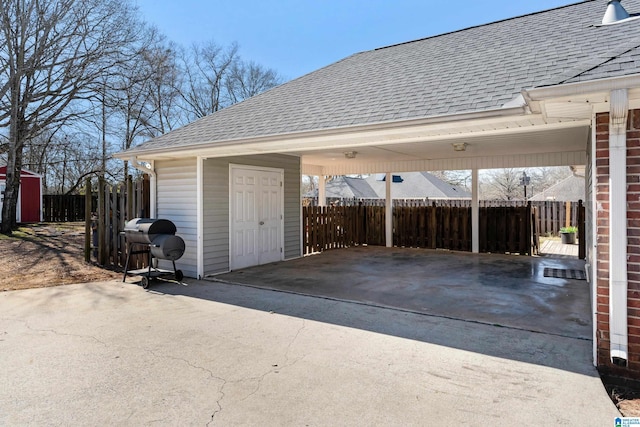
[0,279,619,425]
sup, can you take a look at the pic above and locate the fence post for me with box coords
[97,177,106,266]
[84,178,92,263]
[525,202,532,255]
[127,175,134,221]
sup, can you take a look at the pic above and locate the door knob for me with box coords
[259,221,265,225]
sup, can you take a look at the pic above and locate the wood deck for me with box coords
[539,238,579,258]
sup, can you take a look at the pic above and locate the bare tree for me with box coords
[430,170,471,192]
[179,40,239,120]
[0,0,139,233]
[142,37,184,136]
[226,60,281,104]
[480,168,524,200]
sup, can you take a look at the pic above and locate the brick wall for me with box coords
[596,109,640,378]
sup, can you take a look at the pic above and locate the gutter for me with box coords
[524,73,640,101]
[129,157,157,218]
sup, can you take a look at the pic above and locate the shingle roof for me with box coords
[529,174,586,202]
[365,173,471,199]
[318,176,379,198]
[131,0,640,154]
[307,172,471,199]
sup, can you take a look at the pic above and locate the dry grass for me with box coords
[0,222,120,291]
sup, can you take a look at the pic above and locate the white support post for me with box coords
[609,88,629,363]
[196,157,204,280]
[318,175,327,207]
[386,172,393,248]
[472,169,480,253]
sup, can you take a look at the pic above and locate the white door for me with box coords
[231,167,283,270]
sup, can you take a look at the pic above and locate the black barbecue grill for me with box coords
[122,218,185,288]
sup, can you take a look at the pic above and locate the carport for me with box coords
[211,246,590,340]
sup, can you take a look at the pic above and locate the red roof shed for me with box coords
[0,166,43,223]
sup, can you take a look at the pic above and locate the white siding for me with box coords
[156,158,198,278]
[203,154,301,275]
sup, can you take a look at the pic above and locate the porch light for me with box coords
[344,151,357,159]
[452,143,468,152]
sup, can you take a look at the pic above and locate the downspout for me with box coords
[130,157,157,218]
[591,111,598,367]
[609,89,629,364]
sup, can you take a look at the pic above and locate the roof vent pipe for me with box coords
[603,0,631,25]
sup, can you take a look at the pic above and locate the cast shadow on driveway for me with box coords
[143,253,597,379]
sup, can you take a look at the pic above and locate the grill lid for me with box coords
[124,218,177,244]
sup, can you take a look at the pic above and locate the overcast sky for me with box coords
[135,0,582,80]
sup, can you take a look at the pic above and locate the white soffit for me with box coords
[299,119,589,175]
[137,113,587,162]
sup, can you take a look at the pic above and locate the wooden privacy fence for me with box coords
[83,175,150,270]
[393,205,472,251]
[303,203,536,256]
[304,198,582,236]
[303,205,385,253]
[43,195,97,222]
[533,200,582,236]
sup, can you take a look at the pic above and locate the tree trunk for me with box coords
[1,137,23,234]
[1,77,25,234]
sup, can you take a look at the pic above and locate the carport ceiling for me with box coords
[298,122,590,171]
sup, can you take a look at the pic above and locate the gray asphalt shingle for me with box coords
[131,0,640,154]
[307,173,471,200]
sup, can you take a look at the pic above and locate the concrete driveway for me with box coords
[0,269,619,425]
[215,246,592,339]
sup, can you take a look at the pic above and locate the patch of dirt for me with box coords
[0,222,121,291]
[603,375,640,417]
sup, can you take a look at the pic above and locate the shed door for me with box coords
[20,177,41,222]
[0,182,4,221]
[230,166,283,270]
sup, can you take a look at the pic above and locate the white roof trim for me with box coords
[525,74,640,101]
[116,105,527,160]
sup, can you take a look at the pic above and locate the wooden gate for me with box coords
[83,175,150,269]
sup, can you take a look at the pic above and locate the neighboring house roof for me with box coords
[529,174,586,202]
[125,0,640,157]
[309,172,471,199]
[318,176,379,199]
